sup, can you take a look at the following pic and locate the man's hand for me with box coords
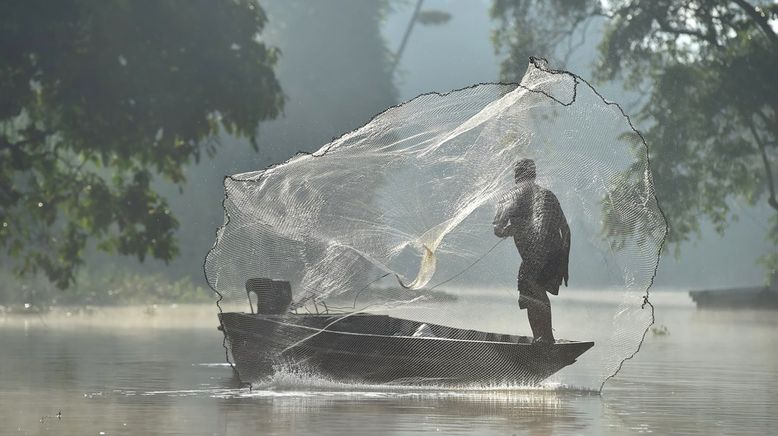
[493,203,513,238]
[493,221,514,238]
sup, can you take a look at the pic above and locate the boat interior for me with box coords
[242,277,584,344]
[255,312,539,344]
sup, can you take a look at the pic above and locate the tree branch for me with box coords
[391,0,424,75]
[754,109,777,146]
[731,0,778,47]
[655,16,722,48]
[749,116,778,212]
[562,15,596,67]
[0,129,52,151]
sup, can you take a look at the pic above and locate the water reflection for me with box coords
[148,386,597,436]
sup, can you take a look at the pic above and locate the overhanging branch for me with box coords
[749,116,778,212]
[732,0,778,47]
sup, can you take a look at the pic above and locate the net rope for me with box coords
[205,58,667,390]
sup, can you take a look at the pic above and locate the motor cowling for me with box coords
[245,278,292,314]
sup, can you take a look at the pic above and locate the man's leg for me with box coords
[538,291,555,343]
[526,298,542,339]
[527,288,554,343]
[519,277,543,340]
[518,265,554,343]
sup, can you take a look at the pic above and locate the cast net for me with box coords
[204,58,666,391]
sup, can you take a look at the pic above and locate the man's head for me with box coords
[514,158,536,183]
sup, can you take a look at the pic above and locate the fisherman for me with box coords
[493,158,570,344]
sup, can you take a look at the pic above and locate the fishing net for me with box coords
[204,58,666,391]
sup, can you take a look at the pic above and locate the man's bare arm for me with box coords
[493,199,514,238]
[559,208,571,286]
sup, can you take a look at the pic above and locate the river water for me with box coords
[1,291,776,435]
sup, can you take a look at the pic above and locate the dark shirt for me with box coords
[493,181,570,288]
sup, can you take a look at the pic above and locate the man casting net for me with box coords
[205,58,666,390]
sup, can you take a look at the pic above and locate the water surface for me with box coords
[1,292,776,435]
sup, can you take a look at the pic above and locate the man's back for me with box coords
[495,182,566,251]
[494,181,570,289]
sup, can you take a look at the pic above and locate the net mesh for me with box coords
[205,58,666,390]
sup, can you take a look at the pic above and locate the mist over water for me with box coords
[2,292,776,435]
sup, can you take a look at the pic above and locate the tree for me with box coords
[490,0,601,82]
[491,0,778,277]
[0,0,284,288]
[390,0,452,74]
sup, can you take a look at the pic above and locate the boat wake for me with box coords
[114,364,597,401]
[247,366,599,396]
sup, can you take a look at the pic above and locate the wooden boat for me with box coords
[217,278,594,385]
[218,311,594,385]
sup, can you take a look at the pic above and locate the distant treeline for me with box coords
[0,269,212,311]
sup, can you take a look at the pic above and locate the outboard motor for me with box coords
[245,278,292,314]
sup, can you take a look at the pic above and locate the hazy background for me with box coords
[1,0,775,306]
[167,0,773,290]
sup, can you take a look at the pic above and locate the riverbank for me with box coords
[0,269,213,312]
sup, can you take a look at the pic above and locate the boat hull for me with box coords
[218,312,594,385]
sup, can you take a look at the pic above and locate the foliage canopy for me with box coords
[0,0,284,288]
[492,0,778,276]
